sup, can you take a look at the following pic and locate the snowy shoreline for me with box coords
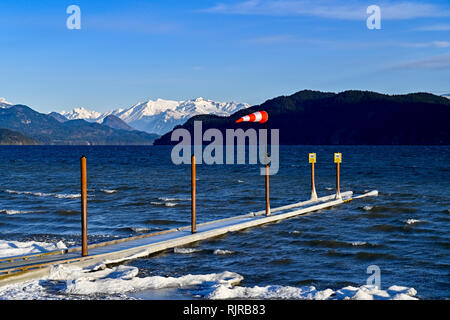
[0,240,419,300]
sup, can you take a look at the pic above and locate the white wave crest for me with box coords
[363,205,373,211]
[405,219,422,225]
[131,227,150,233]
[54,193,81,199]
[0,209,42,215]
[174,247,202,254]
[151,201,177,207]
[213,249,235,255]
[158,197,188,202]
[351,241,367,246]
[165,202,177,207]
[6,189,80,199]
[101,189,117,194]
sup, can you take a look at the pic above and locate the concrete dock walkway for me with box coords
[0,190,377,287]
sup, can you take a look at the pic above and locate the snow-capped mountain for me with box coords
[0,98,12,108]
[442,94,450,99]
[56,98,249,135]
[114,97,249,135]
[60,107,103,121]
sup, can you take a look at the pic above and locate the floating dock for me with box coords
[0,190,377,287]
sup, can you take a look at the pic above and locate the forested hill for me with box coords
[155,90,450,145]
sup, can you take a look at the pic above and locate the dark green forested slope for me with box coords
[155,90,450,145]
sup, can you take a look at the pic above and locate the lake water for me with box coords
[0,146,448,299]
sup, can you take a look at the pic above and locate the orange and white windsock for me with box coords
[235,111,268,124]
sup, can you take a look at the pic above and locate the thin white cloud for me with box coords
[401,41,450,48]
[388,52,450,70]
[429,41,450,48]
[85,14,180,34]
[244,36,450,49]
[247,34,295,44]
[415,24,450,31]
[201,0,450,20]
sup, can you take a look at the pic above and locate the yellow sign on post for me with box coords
[334,153,342,163]
[309,153,316,164]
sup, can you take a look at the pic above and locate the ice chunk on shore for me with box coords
[208,284,418,300]
[335,285,418,300]
[50,265,243,296]
[0,240,67,258]
[0,262,418,300]
[0,240,418,301]
[208,284,335,300]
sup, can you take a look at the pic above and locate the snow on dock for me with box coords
[0,190,377,287]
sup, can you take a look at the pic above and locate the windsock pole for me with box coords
[80,155,88,257]
[334,153,342,199]
[309,153,318,201]
[265,122,271,216]
[191,154,196,234]
[235,111,270,216]
[265,163,270,216]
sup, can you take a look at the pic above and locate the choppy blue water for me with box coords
[0,146,449,299]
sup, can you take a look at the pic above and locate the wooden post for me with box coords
[191,154,196,234]
[309,153,318,201]
[80,155,88,257]
[265,164,271,216]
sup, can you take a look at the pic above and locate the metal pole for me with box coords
[336,162,341,199]
[264,122,271,216]
[191,154,196,234]
[311,162,318,201]
[265,164,271,216]
[80,155,88,257]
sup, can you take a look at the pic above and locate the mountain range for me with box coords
[1,91,449,145]
[58,98,249,135]
[0,128,38,145]
[155,90,450,145]
[0,103,158,145]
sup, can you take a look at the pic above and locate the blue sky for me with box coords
[0,0,449,113]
